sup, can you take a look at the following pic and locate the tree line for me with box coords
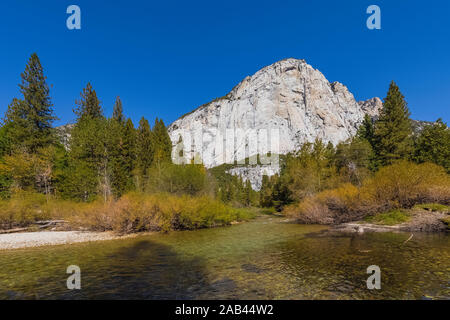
[0,53,174,201]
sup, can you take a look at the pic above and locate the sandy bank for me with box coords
[0,231,134,250]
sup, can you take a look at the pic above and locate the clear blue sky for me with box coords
[0,0,449,126]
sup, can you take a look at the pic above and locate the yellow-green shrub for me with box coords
[363,161,450,208]
[284,161,450,224]
[0,192,51,228]
[0,191,255,233]
[60,192,255,233]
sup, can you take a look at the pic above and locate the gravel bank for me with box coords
[334,210,449,233]
[0,231,128,250]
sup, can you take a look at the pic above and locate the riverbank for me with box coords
[334,206,449,233]
[0,230,142,250]
[0,215,257,251]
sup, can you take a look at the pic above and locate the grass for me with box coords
[414,203,449,212]
[258,207,277,215]
[364,209,411,226]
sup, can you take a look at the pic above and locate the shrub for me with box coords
[0,192,51,229]
[363,161,450,208]
[61,192,255,234]
[284,161,450,224]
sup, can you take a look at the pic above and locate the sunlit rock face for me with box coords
[168,58,381,189]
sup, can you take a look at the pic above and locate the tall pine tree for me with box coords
[152,118,172,165]
[112,96,125,124]
[135,117,153,190]
[64,84,106,201]
[110,118,136,197]
[5,53,56,153]
[374,81,413,165]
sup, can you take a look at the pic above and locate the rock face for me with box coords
[168,58,381,189]
[358,97,383,118]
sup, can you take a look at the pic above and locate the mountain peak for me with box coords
[168,59,381,188]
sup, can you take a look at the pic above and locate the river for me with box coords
[0,215,449,299]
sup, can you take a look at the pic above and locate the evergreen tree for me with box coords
[260,175,273,207]
[5,53,56,153]
[240,179,251,207]
[64,83,107,201]
[112,96,125,124]
[152,118,172,165]
[374,81,413,165]
[135,117,153,190]
[74,82,103,121]
[113,118,136,195]
[357,114,375,146]
[335,137,374,185]
[414,118,450,172]
[63,118,107,201]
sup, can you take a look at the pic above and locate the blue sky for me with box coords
[0,0,449,126]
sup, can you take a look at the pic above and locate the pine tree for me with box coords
[414,118,450,172]
[74,82,103,121]
[112,96,125,124]
[5,53,56,153]
[260,175,273,207]
[63,118,107,201]
[243,179,253,207]
[135,117,153,190]
[109,98,128,197]
[64,83,106,201]
[357,114,375,146]
[152,118,172,165]
[374,81,413,165]
[121,118,137,192]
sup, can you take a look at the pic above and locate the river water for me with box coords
[0,215,449,299]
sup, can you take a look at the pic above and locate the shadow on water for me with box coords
[57,239,213,299]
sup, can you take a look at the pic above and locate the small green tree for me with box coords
[335,137,374,185]
[414,118,450,172]
[357,114,375,146]
[260,175,273,207]
[152,118,172,165]
[374,81,413,165]
[73,82,103,121]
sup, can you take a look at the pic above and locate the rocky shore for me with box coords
[334,209,449,233]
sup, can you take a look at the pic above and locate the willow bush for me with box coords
[284,161,450,224]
